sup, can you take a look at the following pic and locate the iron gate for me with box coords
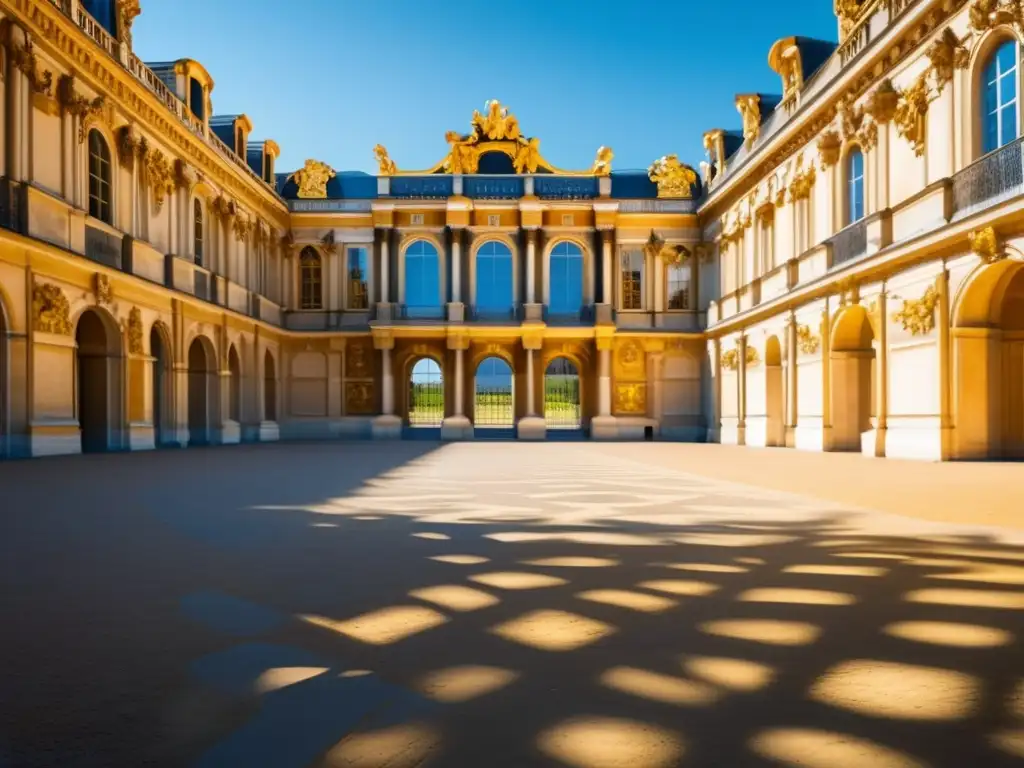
[409,358,444,427]
[544,357,581,429]
[475,357,514,427]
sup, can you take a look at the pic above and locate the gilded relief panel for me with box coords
[613,338,647,415]
[344,337,376,415]
[345,381,375,415]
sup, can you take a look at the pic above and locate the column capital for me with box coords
[600,228,615,244]
[372,329,394,350]
[446,332,470,351]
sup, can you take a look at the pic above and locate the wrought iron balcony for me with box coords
[829,218,868,268]
[952,136,1024,219]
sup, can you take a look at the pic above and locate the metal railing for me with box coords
[952,136,1024,219]
[470,306,519,322]
[829,218,868,267]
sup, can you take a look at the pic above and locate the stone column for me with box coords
[526,228,537,304]
[785,312,798,448]
[379,229,391,305]
[707,337,722,443]
[372,332,401,438]
[518,336,546,439]
[736,334,748,446]
[381,347,394,416]
[591,336,617,439]
[448,229,465,321]
[454,347,464,417]
[870,291,888,457]
[526,348,536,416]
[601,229,614,304]
[172,362,190,447]
[441,336,471,439]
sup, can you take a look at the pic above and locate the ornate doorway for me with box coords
[544,357,581,429]
[475,357,514,427]
[409,358,444,427]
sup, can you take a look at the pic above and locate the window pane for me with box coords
[1003,103,1019,145]
[406,242,439,314]
[998,40,1017,73]
[1000,70,1017,106]
[347,247,368,309]
[550,243,582,315]
[476,242,513,313]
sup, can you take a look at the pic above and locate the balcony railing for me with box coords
[544,305,596,326]
[829,218,868,268]
[470,306,520,322]
[952,136,1024,219]
[400,304,446,320]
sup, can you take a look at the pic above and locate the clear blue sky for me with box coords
[133,0,837,176]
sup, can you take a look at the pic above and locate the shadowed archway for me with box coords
[75,308,122,453]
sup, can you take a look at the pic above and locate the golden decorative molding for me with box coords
[736,94,762,146]
[93,273,112,306]
[721,348,739,370]
[837,96,864,140]
[745,345,761,368]
[11,40,52,95]
[591,146,614,177]
[643,230,692,266]
[58,74,107,142]
[126,307,143,355]
[116,125,140,168]
[290,159,335,199]
[787,156,816,202]
[969,226,1003,263]
[320,230,337,256]
[769,37,806,105]
[648,155,698,199]
[346,340,374,378]
[817,130,842,169]
[926,27,969,94]
[892,285,939,335]
[796,324,820,355]
[212,195,236,221]
[865,79,900,124]
[144,148,176,213]
[613,383,647,415]
[33,282,72,336]
[969,0,1023,33]
[894,74,930,157]
[117,0,141,47]
[232,215,253,242]
[175,158,197,190]
[373,144,396,176]
[615,339,645,378]
[836,0,874,40]
[858,120,879,151]
[345,381,375,415]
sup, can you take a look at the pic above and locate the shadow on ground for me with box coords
[2,441,1024,767]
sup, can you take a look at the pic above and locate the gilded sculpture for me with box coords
[745,345,761,368]
[473,100,522,141]
[969,226,1003,263]
[591,146,614,176]
[835,0,870,39]
[93,273,113,306]
[613,383,647,415]
[648,155,698,199]
[11,41,53,95]
[116,125,140,168]
[117,0,142,47]
[126,307,144,355]
[787,155,816,202]
[894,75,930,157]
[927,28,969,94]
[721,349,739,371]
[796,324,820,355]
[233,215,254,242]
[290,159,336,199]
[144,148,176,213]
[865,79,900,124]
[33,283,72,336]
[345,381,375,415]
[736,94,762,146]
[347,341,373,378]
[817,130,842,168]
[513,137,542,174]
[968,0,1021,32]
[892,286,939,336]
[373,144,397,176]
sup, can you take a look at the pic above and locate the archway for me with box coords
[830,305,875,452]
[765,335,785,447]
[187,337,217,445]
[954,261,1024,458]
[544,357,581,429]
[409,357,443,427]
[76,308,121,453]
[0,295,7,457]
[228,344,241,423]
[264,350,277,422]
[150,325,172,446]
[475,357,514,428]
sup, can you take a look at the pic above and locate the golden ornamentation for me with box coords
[721,349,739,371]
[212,195,236,220]
[591,146,614,176]
[144,148,176,213]
[513,137,542,174]
[345,381,375,415]
[745,345,761,368]
[616,340,645,378]
[796,325,820,355]
[175,158,197,189]
[116,125,140,168]
[837,95,864,140]
[836,0,871,40]
[346,341,373,378]
[473,100,521,141]
[117,0,142,47]
[290,159,336,199]
[969,0,1021,32]
[59,75,107,142]
[858,120,879,151]
[865,79,900,124]
[11,41,53,95]
[93,273,113,306]
[320,230,337,256]
[788,155,816,202]
[373,144,397,176]
[769,37,805,103]
[817,130,842,168]
[894,75,930,157]
[648,155,698,199]
[927,27,969,94]
[969,226,1003,263]
[613,383,647,415]
[736,94,762,146]
[892,286,939,336]
[126,307,143,355]
[33,282,72,336]
[233,216,253,242]
[444,131,481,174]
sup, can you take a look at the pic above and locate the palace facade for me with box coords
[0,0,1020,460]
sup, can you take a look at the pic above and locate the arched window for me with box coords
[228,345,241,422]
[549,241,584,316]
[475,241,513,317]
[405,240,441,318]
[193,199,204,266]
[300,247,323,310]
[847,148,865,224]
[983,40,1019,154]
[88,129,112,224]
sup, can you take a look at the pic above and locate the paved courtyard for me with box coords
[3,442,1024,767]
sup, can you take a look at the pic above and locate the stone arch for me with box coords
[187,335,219,446]
[952,259,1024,457]
[149,320,174,447]
[474,355,515,428]
[263,348,278,422]
[829,304,876,452]
[227,343,242,423]
[543,236,593,310]
[407,355,444,428]
[543,355,582,430]
[966,26,1024,163]
[75,306,124,453]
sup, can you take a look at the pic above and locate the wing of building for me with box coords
[0,0,1016,460]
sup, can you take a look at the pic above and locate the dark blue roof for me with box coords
[246,146,264,177]
[610,171,658,199]
[795,37,837,82]
[279,171,379,200]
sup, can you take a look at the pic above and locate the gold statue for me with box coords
[373,144,397,176]
[513,137,542,174]
[290,159,336,199]
[591,146,614,176]
[648,155,698,199]
[444,131,481,174]
[472,100,521,141]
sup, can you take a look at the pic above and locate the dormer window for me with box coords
[189,78,204,121]
[235,127,244,156]
[264,153,275,183]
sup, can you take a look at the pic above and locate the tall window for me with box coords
[193,199,204,266]
[983,40,1019,154]
[548,241,584,316]
[405,240,441,317]
[347,247,369,310]
[299,247,322,310]
[475,240,514,316]
[88,129,112,224]
[847,148,865,224]
[668,263,691,310]
[620,250,644,310]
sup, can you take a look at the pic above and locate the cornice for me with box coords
[9,0,289,229]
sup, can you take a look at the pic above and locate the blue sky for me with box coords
[134,0,837,176]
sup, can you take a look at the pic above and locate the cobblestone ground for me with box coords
[3,442,1024,767]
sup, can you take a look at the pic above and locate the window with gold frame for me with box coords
[300,247,323,310]
[667,263,691,310]
[619,249,644,310]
